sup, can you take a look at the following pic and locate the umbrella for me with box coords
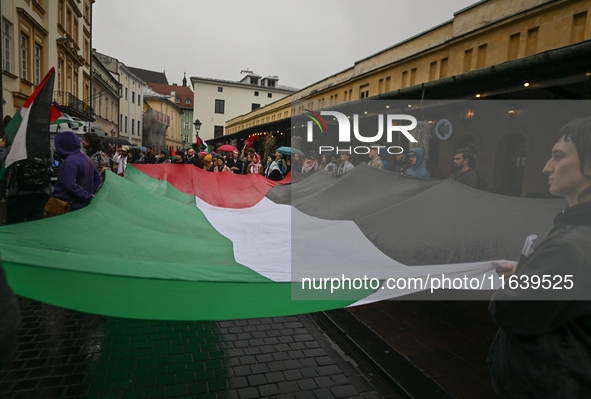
[217,144,237,152]
[276,146,305,157]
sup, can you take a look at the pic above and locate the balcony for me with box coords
[54,91,94,121]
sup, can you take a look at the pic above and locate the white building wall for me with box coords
[192,79,293,141]
[118,66,144,145]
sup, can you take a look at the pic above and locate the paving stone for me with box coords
[278,380,300,394]
[295,391,317,399]
[259,383,281,396]
[267,361,287,372]
[315,376,336,388]
[237,386,259,399]
[249,363,270,374]
[255,353,274,363]
[246,374,267,386]
[283,369,304,381]
[330,384,358,398]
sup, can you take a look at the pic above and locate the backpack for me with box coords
[14,158,53,191]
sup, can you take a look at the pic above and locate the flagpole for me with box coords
[0,0,5,139]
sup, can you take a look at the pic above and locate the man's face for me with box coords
[188,149,195,156]
[82,138,90,149]
[147,148,152,153]
[453,154,468,170]
[408,152,417,165]
[543,137,591,205]
[340,153,349,162]
[369,149,378,159]
[158,153,164,159]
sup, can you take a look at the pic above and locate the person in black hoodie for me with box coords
[488,117,591,398]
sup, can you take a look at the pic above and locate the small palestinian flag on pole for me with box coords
[170,146,177,157]
[50,103,83,126]
[3,68,56,170]
[195,135,203,150]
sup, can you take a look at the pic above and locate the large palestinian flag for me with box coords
[0,164,565,320]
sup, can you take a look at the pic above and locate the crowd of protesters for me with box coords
[0,123,483,226]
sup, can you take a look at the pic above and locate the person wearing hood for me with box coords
[404,148,430,177]
[203,154,214,172]
[155,150,171,164]
[52,131,101,212]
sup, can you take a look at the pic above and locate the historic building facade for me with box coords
[2,0,94,121]
[191,70,297,141]
[94,52,146,146]
[223,0,591,197]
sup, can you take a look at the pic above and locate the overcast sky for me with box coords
[93,0,477,90]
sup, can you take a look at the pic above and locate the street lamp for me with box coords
[193,119,202,134]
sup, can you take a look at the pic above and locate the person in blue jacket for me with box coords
[52,131,101,211]
[404,147,430,177]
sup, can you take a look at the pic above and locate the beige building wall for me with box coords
[226,0,591,133]
[145,98,182,150]
[2,0,93,117]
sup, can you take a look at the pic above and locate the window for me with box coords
[571,12,587,44]
[218,87,223,92]
[410,68,417,86]
[463,49,473,73]
[98,94,102,118]
[120,114,123,128]
[125,116,128,132]
[525,27,539,56]
[214,125,224,138]
[137,93,140,104]
[184,112,190,117]
[125,87,128,100]
[215,99,225,114]
[429,62,437,81]
[132,118,135,135]
[58,1,63,26]
[132,91,135,103]
[185,99,190,104]
[476,44,487,69]
[2,19,11,73]
[111,101,114,122]
[267,93,272,98]
[184,121,190,130]
[250,77,259,85]
[440,58,448,78]
[267,80,276,88]
[252,103,260,111]
[183,135,189,143]
[138,120,140,135]
[20,33,28,80]
[66,8,71,36]
[254,91,259,96]
[34,44,41,85]
[175,98,180,103]
[507,33,520,61]
[105,99,108,121]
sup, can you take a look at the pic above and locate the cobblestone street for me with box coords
[0,298,400,399]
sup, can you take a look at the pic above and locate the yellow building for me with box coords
[2,0,94,120]
[143,87,182,151]
[221,0,591,197]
